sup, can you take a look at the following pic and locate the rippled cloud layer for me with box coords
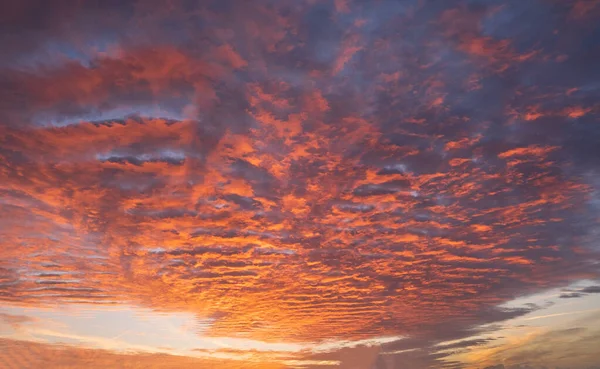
[1,1,599,368]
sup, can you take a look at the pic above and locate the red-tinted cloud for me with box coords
[1,1,599,368]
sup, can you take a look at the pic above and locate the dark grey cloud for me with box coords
[581,285,600,294]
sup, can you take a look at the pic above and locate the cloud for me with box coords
[0,338,288,369]
[558,285,600,299]
[581,285,600,294]
[559,292,584,299]
[0,1,599,368]
[0,312,36,330]
[461,312,600,369]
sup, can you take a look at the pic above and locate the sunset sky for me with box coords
[1,1,600,368]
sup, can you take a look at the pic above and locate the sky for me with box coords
[0,0,599,368]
